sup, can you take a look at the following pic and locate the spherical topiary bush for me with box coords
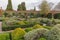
[12,28,26,40]
[33,24,43,29]
[24,28,49,40]
[46,24,60,40]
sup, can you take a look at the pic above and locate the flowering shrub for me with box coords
[24,28,49,40]
[46,24,60,40]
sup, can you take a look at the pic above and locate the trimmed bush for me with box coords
[0,33,10,40]
[25,28,33,32]
[54,13,60,19]
[46,24,60,40]
[38,38,46,40]
[24,28,49,40]
[17,21,26,25]
[47,13,52,18]
[33,24,43,29]
[12,28,26,40]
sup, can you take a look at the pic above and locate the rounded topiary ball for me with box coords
[12,28,26,40]
[33,24,43,29]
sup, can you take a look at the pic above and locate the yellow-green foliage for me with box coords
[40,0,50,14]
[38,38,46,40]
[12,28,26,40]
[0,33,10,40]
[18,21,25,25]
[33,24,43,29]
[25,28,33,32]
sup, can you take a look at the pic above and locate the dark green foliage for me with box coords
[6,0,13,10]
[21,2,26,10]
[17,4,22,11]
[54,13,60,19]
[12,13,16,16]
[25,28,33,32]
[4,12,8,17]
[30,13,34,18]
[17,2,26,11]
[47,13,52,18]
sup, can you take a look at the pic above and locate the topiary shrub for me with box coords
[38,38,46,40]
[17,21,26,25]
[12,28,26,40]
[45,24,60,40]
[33,24,43,29]
[54,13,60,19]
[24,28,49,40]
[25,28,33,32]
[44,26,52,30]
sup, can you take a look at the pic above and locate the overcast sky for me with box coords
[0,0,60,10]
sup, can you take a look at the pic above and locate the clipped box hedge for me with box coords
[0,33,10,40]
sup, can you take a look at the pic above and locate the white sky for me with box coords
[0,0,60,10]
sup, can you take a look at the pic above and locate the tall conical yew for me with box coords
[6,0,13,10]
[17,4,22,11]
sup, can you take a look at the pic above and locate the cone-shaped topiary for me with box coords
[6,0,13,10]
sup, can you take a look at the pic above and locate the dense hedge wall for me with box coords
[0,33,10,40]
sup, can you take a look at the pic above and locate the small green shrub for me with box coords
[44,26,52,30]
[46,24,60,40]
[25,28,33,32]
[12,28,26,40]
[33,24,43,29]
[17,21,26,25]
[38,38,46,40]
[24,28,49,40]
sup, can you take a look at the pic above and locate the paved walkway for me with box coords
[0,30,13,33]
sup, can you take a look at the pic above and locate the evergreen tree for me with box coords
[17,4,22,11]
[40,0,50,17]
[6,0,13,10]
[21,2,26,10]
